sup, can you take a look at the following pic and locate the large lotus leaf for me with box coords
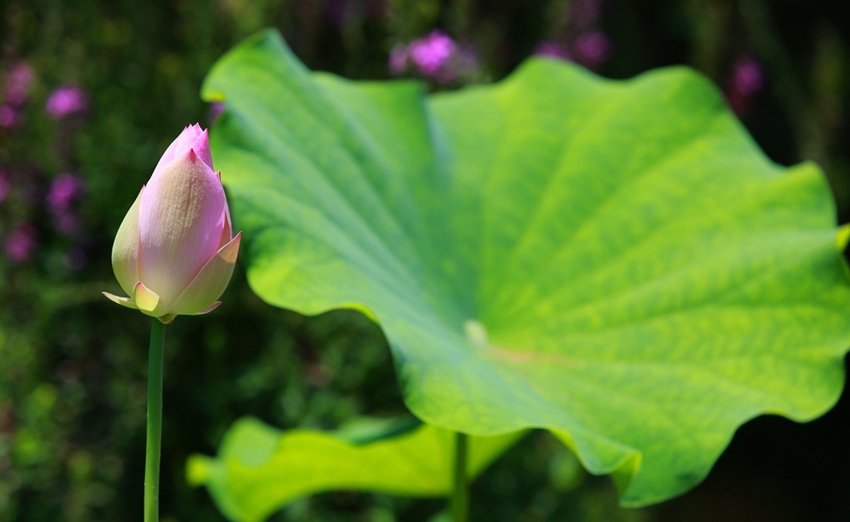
[187,416,524,522]
[202,29,850,505]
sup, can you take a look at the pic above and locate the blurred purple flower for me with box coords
[45,85,88,119]
[46,174,84,236]
[732,56,764,97]
[726,55,765,116]
[0,105,18,127]
[573,31,613,65]
[4,63,34,105]
[535,41,573,61]
[208,102,225,124]
[46,173,84,215]
[408,30,457,77]
[388,45,409,75]
[5,224,37,263]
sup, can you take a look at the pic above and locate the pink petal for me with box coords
[168,232,241,316]
[150,124,213,181]
[190,128,213,170]
[138,148,226,305]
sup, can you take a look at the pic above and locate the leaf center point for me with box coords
[463,320,489,349]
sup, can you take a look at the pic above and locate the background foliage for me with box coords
[2,1,850,521]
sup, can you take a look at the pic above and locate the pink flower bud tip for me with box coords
[104,124,241,323]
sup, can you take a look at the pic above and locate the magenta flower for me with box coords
[726,55,765,116]
[46,173,84,236]
[534,41,573,61]
[5,63,34,105]
[0,105,18,127]
[47,173,84,214]
[103,124,242,323]
[573,31,613,65]
[408,30,457,77]
[732,56,764,97]
[5,224,37,263]
[388,45,409,75]
[45,85,88,119]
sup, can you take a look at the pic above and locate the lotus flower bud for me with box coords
[103,124,241,323]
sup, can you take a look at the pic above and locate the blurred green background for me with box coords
[2,0,850,521]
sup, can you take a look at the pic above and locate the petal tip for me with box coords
[133,282,170,317]
[194,301,222,315]
[103,291,138,310]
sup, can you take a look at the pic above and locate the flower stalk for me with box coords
[144,319,166,522]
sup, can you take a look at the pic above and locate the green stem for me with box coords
[144,319,166,522]
[451,432,469,522]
